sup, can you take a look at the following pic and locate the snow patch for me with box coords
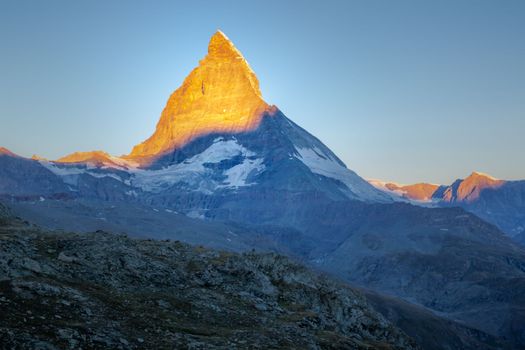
[125,190,138,197]
[368,179,407,198]
[220,157,265,188]
[187,210,206,220]
[132,139,265,193]
[41,161,125,182]
[368,179,404,190]
[294,146,388,202]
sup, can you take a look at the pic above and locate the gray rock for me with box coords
[21,258,41,273]
[57,252,79,263]
[254,303,268,311]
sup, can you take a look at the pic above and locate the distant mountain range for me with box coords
[1,31,524,348]
[370,172,525,245]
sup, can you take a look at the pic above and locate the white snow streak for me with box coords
[295,146,388,202]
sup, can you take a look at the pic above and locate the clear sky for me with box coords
[1,0,524,184]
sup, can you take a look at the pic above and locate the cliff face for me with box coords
[128,31,273,163]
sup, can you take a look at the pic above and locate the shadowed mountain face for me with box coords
[362,288,510,350]
[449,180,525,244]
[0,150,71,199]
[313,203,525,346]
[1,31,525,348]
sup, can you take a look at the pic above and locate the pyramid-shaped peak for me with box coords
[208,30,243,59]
[127,30,272,162]
[210,30,230,42]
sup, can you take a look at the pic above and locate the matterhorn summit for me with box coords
[128,30,274,163]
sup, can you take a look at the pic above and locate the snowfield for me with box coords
[131,138,265,193]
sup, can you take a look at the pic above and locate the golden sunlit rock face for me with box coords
[385,183,439,201]
[128,30,273,162]
[57,151,112,163]
[443,172,505,202]
[56,150,136,168]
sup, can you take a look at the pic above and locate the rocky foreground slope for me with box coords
[0,204,417,350]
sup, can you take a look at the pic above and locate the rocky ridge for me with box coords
[0,203,417,349]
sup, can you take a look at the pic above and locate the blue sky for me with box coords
[1,0,524,184]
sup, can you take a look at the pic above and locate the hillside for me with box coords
[0,204,416,349]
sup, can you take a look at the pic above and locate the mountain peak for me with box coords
[468,171,499,181]
[208,30,242,59]
[0,147,17,157]
[127,31,273,163]
[56,150,136,169]
[442,171,505,203]
[57,150,111,163]
[368,179,440,202]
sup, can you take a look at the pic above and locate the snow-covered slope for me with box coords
[294,146,388,202]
